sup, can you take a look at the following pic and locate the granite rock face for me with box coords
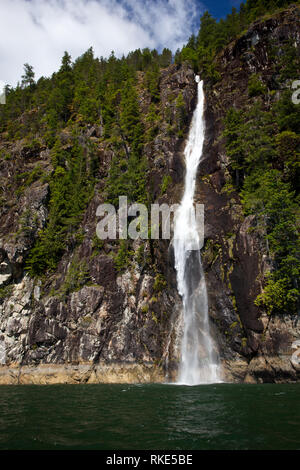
[0,64,194,383]
[197,5,300,383]
[0,9,299,384]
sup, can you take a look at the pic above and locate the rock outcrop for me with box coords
[0,64,195,383]
[198,5,300,383]
[0,7,299,384]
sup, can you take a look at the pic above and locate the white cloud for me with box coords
[0,0,203,86]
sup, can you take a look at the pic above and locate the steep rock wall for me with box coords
[0,64,196,383]
[0,7,299,384]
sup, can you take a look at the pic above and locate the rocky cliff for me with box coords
[0,6,299,384]
[199,4,300,383]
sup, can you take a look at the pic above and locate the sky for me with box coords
[0,0,241,87]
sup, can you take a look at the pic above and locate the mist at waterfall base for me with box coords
[173,77,220,385]
[0,383,299,450]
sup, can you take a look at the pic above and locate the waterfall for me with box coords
[173,76,221,385]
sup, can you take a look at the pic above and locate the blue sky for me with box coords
[0,0,242,87]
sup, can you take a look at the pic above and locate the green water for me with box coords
[0,383,299,450]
